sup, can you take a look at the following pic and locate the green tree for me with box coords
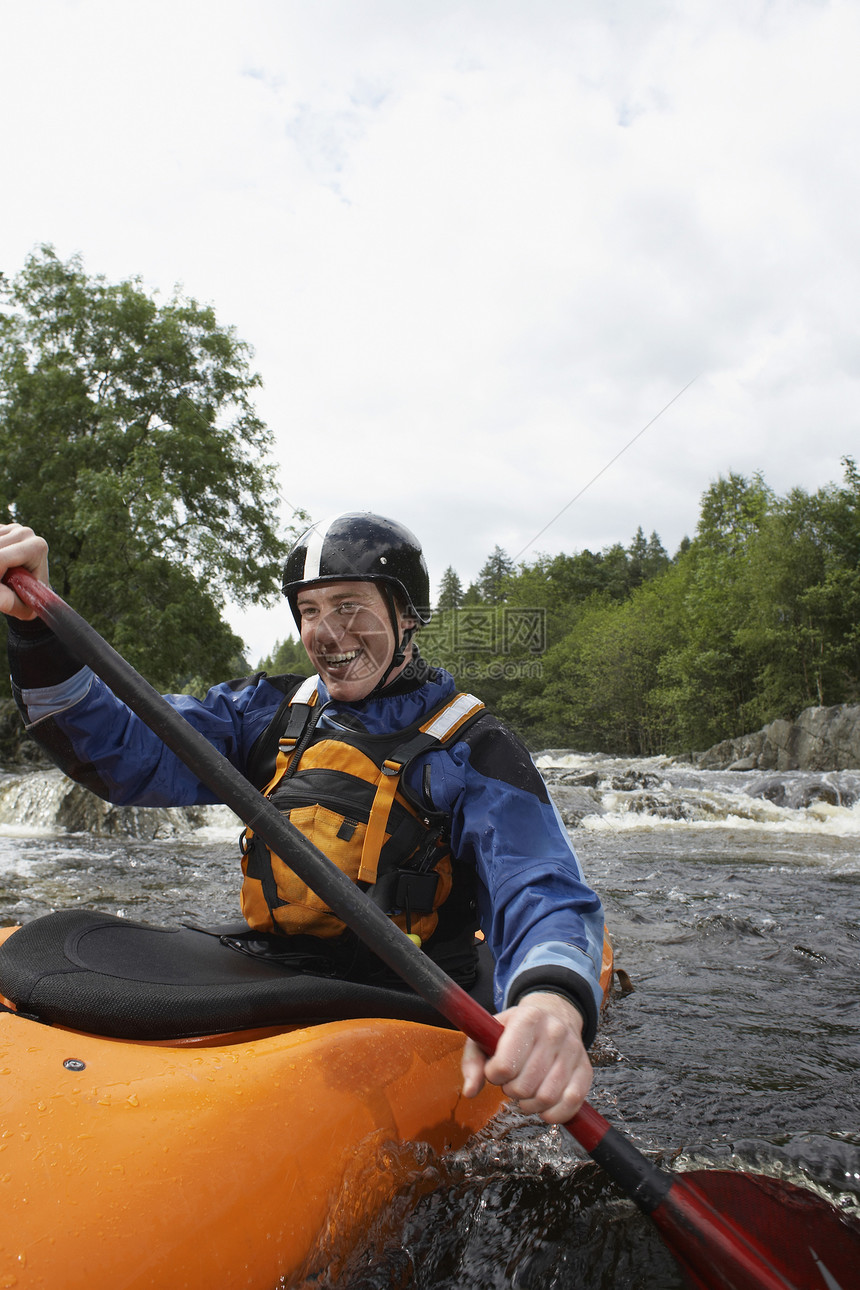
[657,473,774,748]
[436,565,463,611]
[810,456,860,699]
[695,471,772,554]
[628,527,670,587]
[530,570,685,754]
[477,545,514,604]
[740,459,860,717]
[0,246,302,690]
[257,635,312,676]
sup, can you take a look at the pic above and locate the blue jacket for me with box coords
[7,620,606,1042]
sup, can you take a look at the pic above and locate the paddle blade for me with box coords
[653,1171,860,1290]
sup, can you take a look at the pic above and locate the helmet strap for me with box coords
[367,586,416,697]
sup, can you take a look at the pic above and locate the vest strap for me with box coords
[279,676,320,747]
[357,759,402,884]
[354,693,484,886]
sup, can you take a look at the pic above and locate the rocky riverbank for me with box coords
[695,703,860,772]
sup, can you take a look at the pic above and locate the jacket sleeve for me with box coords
[411,714,606,1045]
[5,616,298,807]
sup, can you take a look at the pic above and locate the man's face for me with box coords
[297,580,411,702]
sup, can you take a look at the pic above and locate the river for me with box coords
[1,755,859,1288]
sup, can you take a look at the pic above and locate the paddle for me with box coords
[4,567,859,1290]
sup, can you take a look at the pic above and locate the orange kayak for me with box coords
[0,912,613,1289]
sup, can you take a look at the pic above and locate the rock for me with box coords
[548,784,606,827]
[696,704,860,772]
[747,772,859,810]
[749,777,789,806]
[0,767,232,838]
[0,698,52,768]
[556,770,601,788]
[609,771,660,791]
[55,782,216,838]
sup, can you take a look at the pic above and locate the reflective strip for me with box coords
[292,674,319,705]
[421,692,483,741]
[20,668,93,726]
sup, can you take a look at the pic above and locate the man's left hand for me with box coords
[460,991,592,1124]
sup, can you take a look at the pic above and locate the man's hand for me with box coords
[460,991,592,1124]
[0,524,50,620]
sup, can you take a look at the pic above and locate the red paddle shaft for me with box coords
[2,568,847,1290]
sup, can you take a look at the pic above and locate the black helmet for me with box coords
[282,512,432,627]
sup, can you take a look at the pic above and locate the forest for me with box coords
[264,460,860,756]
[430,463,860,754]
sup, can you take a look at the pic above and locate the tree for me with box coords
[407,466,860,754]
[477,545,514,604]
[532,569,685,754]
[655,473,774,747]
[436,565,463,611]
[740,459,860,717]
[695,471,772,554]
[627,527,669,587]
[0,246,302,690]
[257,636,312,676]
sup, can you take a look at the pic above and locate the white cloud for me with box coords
[2,0,858,661]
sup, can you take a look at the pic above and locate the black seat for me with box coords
[0,909,494,1040]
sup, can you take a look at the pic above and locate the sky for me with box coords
[2,0,858,661]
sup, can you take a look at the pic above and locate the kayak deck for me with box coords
[0,1007,504,1289]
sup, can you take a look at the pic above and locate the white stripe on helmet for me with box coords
[301,515,340,580]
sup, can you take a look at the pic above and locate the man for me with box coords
[0,514,605,1124]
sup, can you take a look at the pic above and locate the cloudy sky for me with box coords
[2,0,857,660]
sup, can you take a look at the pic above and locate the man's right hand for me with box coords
[0,524,50,620]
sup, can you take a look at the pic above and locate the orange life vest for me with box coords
[239,677,485,941]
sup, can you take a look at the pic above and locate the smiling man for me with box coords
[295,581,416,701]
[1,513,606,1124]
